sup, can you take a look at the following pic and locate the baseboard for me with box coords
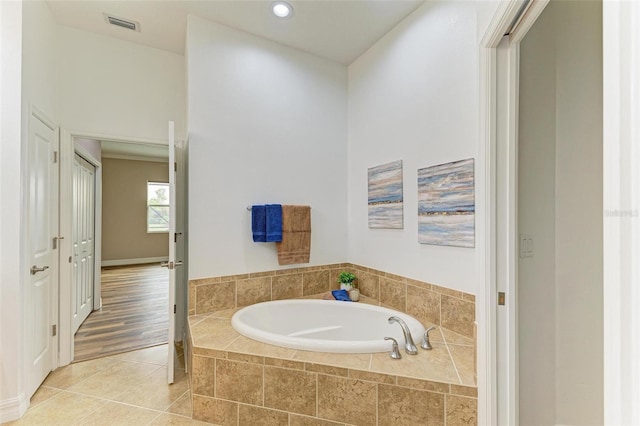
[0,393,29,423]
[101,256,168,267]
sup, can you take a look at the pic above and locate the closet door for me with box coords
[72,153,96,333]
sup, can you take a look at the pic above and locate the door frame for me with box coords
[602,1,640,423]
[477,1,549,424]
[58,130,169,365]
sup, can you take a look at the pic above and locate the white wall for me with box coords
[554,1,603,423]
[0,0,58,420]
[347,0,481,294]
[518,1,603,424]
[56,26,186,142]
[0,1,25,421]
[74,138,101,162]
[186,16,348,279]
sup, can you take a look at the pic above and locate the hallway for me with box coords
[73,264,168,362]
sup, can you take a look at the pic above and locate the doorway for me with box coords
[75,139,170,362]
[59,134,173,363]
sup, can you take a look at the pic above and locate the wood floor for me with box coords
[73,263,169,362]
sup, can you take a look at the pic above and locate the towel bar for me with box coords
[247,205,311,211]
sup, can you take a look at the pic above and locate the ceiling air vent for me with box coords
[103,13,140,32]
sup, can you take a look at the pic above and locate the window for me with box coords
[147,182,170,233]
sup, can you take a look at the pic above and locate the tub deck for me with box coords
[187,293,477,425]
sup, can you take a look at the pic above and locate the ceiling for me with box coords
[46,0,425,65]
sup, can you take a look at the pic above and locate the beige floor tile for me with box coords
[149,413,215,426]
[370,343,460,384]
[100,359,165,379]
[42,357,118,390]
[189,318,240,350]
[28,386,60,408]
[448,344,476,386]
[66,370,142,400]
[75,401,160,425]
[441,328,474,346]
[6,391,105,425]
[112,369,191,411]
[113,344,169,366]
[166,391,192,417]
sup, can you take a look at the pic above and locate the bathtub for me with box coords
[231,299,425,353]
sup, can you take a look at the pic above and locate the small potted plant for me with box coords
[338,271,356,290]
[338,272,360,301]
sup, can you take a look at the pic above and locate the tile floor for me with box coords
[5,345,211,426]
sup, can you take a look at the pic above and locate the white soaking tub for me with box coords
[231,299,425,353]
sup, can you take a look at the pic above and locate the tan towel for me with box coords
[276,205,311,265]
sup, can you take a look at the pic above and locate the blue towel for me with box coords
[266,204,283,242]
[331,290,352,302]
[252,205,267,242]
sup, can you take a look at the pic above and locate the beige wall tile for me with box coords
[226,352,264,364]
[303,270,330,295]
[378,384,444,426]
[450,384,478,398]
[396,377,450,394]
[379,278,406,311]
[191,356,215,397]
[289,414,344,426]
[304,362,348,377]
[188,283,197,313]
[431,284,464,299]
[356,270,380,299]
[328,269,342,290]
[440,295,475,338]
[264,366,317,416]
[406,285,441,326]
[317,375,377,425]
[237,277,271,307]
[225,335,296,359]
[264,357,305,370]
[446,395,478,425]
[195,281,236,314]
[192,395,237,426]
[293,351,371,371]
[348,370,396,385]
[238,404,289,425]
[272,273,303,300]
[215,359,263,405]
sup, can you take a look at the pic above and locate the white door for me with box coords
[164,121,180,384]
[72,154,96,333]
[27,112,59,398]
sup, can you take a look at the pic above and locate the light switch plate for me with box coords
[519,234,534,258]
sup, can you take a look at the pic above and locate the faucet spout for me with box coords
[388,316,418,355]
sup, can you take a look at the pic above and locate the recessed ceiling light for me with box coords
[271,1,293,18]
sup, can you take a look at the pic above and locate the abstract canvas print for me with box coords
[418,158,475,247]
[368,160,403,229]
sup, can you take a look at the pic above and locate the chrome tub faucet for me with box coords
[388,316,418,355]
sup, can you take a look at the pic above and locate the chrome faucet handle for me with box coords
[421,326,436,350]
[388,316,418,355]
[384,337,402,359]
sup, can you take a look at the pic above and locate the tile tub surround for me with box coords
[188,263,476,339]
[187,307,477,425]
